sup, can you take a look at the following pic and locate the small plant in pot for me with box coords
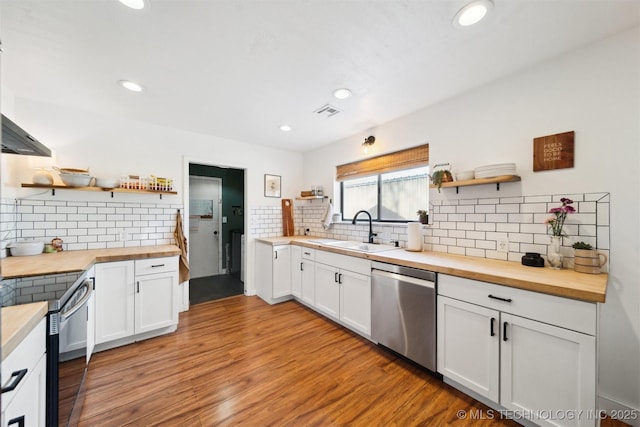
[416,210,428,224]
[572,241,608,274]
[429,163,453,192]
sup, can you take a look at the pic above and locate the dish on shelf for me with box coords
[455,170,474,181]
[95,178,120,189]
[474,163,516,179]
[59,173,93,187]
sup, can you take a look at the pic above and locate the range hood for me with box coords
[2,114,52,157]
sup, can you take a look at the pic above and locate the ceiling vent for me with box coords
[313,104,342,117]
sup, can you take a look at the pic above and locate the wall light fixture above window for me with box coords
[362,135,375,154]
[454,0,492,27]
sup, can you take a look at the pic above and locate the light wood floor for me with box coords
[78,296,623,426]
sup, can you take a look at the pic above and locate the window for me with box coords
[341,166,429,222]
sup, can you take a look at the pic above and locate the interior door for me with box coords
[189,176,222,278]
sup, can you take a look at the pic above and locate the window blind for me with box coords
[336,144,429,181]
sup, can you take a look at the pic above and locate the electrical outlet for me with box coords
[497,237,509,253]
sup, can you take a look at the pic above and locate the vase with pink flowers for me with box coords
[544,197,575,269]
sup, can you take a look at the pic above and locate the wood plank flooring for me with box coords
[78,296,622,426]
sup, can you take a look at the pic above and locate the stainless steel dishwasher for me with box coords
[371,261,437,371]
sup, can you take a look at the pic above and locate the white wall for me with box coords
[1,99,305,296]
[303,27,640,418]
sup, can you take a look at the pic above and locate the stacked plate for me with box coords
[474,163,517,179]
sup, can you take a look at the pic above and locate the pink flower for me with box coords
[546,198,575,237]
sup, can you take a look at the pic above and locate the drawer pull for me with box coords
[8,415,25,427]
[503,322,509,341]
[1,369,27,393]
[151,264,165,268]
[304,251,311,255]
[490,317,496,337]
[137,281,140,293]
[300,262,304,271]
[338,273,343,284]
[334,272,338,283]
[488,294,512,303]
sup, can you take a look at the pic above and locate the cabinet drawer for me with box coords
[316,250,371,276]
[438,274,596,335]
[2,317,46,411]
[135,256,179,276]
[301,248,316,261]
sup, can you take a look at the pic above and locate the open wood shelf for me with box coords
[430,175,521,193]
[22,183,177,198]
[295,196,328,201]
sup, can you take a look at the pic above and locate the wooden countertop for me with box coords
[256,236,608,303]
[1,245,182,279]
[1,302,48,361]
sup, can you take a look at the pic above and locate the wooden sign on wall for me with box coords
[533,131,575,171]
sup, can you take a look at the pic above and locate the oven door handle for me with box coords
[61,281,92,321]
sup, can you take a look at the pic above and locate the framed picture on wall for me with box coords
[264,174,281,198]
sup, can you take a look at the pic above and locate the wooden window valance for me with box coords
[336,144,429,181]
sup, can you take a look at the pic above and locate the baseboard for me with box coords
[598,393,640,427]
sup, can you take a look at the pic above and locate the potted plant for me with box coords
[416,210,428,224]
[572,241,608,274]
[430,163,453,192]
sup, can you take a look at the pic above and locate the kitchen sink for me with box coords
[322,240,397,253]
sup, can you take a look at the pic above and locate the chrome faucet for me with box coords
[352,210,377,243]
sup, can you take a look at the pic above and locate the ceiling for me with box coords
[1,0,639,153]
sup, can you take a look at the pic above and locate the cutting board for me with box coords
[282,199,294,236]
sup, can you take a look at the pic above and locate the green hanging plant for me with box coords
[430,163,453,192]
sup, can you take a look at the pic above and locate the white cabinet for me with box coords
[95,260,135,344]
[437,274,597,427]
[315,262,340,319]
[135,257,179,334]
[94,257,179,349]
[291,247,316,305]
[1,317,47,427]
[291,245,302,298]
[255,242,292,304]
[315,250,371,336]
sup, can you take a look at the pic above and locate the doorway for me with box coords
[188,163,245,305]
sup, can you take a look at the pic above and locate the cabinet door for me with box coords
[437,296,500,402]
[2,354,47,427]
[290,245,302,298]
[301,260,316,306]
[314,263,340,319]
[339,270,371,336]
[500,314,596,427]
[135,270,179,334]
[272,245,291,298]
[94,261,135,344]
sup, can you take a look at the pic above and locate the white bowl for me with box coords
[455,171,475,181]
[8,241,44,256]
[95,178,119,189]
[60,173,93,187]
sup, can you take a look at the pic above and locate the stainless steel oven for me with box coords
[46,269,94,427]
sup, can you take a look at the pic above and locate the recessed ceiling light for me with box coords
[333,88,352,100]
[279,124,292,132]
[118,0,145,10]
[454,0,492,27]
[118,80,143,92]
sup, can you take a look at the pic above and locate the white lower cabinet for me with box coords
[95,257,179,349]
[315,250,371,337]
[255,242,292,304]
[437,274,597,427]
[291,246,316,305]
[1,317,47,427]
